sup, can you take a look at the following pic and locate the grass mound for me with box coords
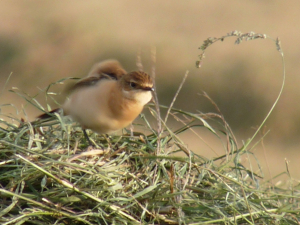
[0,103,299,224]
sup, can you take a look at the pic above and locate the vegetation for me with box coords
[0,32,299,224]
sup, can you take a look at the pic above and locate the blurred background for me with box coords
[0,1,299,180]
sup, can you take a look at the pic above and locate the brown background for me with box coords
[0,1,299,180]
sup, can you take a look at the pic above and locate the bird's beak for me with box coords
[142,87,154,91]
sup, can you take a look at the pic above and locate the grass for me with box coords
[0,31,299,224]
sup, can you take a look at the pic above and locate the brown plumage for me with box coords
[37,60,154,145]
[69,59,127,92]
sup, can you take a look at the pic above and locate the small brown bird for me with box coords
[38,59,154,145]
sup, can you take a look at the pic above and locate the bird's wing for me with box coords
[67,73,116,92]
[69,60,127,92]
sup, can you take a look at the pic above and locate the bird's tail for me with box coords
[18,108,63,129]
[36,108,62,120]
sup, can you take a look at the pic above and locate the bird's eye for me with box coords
[130,82,137,88]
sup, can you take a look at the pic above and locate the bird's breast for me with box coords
[62,80,147,134]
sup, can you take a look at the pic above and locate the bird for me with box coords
[37,59,154,145]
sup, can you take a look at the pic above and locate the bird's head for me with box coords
[120,71,154,105]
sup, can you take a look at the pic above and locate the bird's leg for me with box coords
[83,129,94,147]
